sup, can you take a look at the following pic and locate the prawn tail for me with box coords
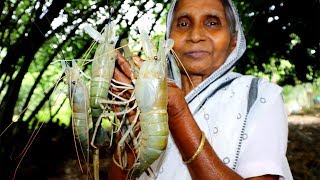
[132,111,169,178]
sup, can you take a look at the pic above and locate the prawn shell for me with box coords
[89,22,118,147]
[137,111,169,174]
[140,112,169,150]
[65,65,91,153]
[133,59,169,176]
[90,44,116,109]
[135,61,167,112]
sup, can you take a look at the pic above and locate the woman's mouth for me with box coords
[185,51,209,59]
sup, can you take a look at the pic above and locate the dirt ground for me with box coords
[52,114,320,180]
[12,114,320,180]
[287,114,320,179]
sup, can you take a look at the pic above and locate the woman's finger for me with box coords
[113,67,131,84]
[116,50,132,78]
[167,81,188,119]
[132,55,143,68]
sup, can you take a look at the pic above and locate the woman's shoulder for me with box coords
[230,75,283,97]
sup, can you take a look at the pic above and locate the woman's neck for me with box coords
[181,74,207,95]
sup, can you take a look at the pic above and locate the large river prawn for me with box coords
[66,23,176,179]
[1,18,177,179]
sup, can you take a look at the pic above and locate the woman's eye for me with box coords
[178,22,189,27]
[206,21,217,26]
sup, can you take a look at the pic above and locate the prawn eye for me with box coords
[110,40,114,44]
[72,81,76,85]
[153,55,158,60]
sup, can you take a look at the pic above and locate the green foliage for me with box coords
[0,0,318,127]
[0,0,319,178]
[282,78,320,114]
[235,0,319,85]
[246,57,295,83]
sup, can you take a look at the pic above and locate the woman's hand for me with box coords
[108,51,139,180]
[115,50,189,127]
[110,51,243,180]
[167,82,188,123]
[112,50,138,123]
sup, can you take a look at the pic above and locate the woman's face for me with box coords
[170,0,236,78]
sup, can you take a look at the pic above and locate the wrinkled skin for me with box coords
[109,0,280,179]
[170,0,237,94]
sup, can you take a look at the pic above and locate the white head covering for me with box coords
[165,0,246,95]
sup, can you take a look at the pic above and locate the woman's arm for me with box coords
[111,52,240,179]
[110,52,278,180]
[167,83,243,179]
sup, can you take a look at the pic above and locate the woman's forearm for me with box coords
[168,98,243,179]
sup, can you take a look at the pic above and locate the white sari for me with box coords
[140,0,293,179]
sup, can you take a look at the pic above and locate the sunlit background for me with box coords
[0,0,319,179]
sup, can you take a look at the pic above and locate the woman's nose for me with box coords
[189,25,206,43]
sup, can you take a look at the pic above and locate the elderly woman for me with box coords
[110,0,293,179]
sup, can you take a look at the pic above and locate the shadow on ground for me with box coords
[3,114,320,179]
[287,114,320,180]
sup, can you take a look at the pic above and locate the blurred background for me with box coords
[0,0,319,179]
